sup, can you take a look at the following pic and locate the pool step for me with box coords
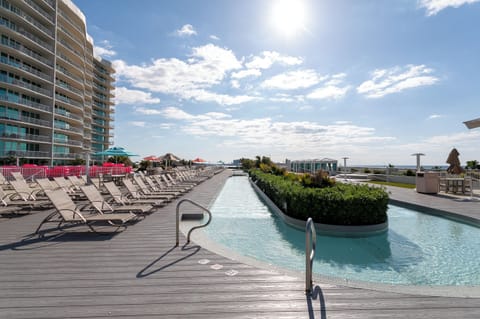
[181,213,204,220]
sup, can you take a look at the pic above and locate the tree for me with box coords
[466,160,479,169]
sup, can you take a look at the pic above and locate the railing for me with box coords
[0,55,53,81]
[0,94,52,113]
[0,111,50,127]
[175,199,212,246]
[305,217,316,295]
[0,74,52,97]
[0,166,133,180]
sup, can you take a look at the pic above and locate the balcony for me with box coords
[57,9,84,37]
[54,124,83,134]
[54,108,82,122]
[23,0,55,24]
[0,74,52,97]
[0,18,54,53]
[0,132,51,142]
[57,52,83,72]
[0,150,50,158]
[0,94,52,113]
[55,94,83,109]
[1,0,54,38]
[56,66,83,84]
[55,80,83,97]
[53,153,79,159]
[57,24,84,49]
[0,38,53,68]
[54,138,83,147]
[0,111,51,127]
[57,38,83,60]
[0,56,53,82]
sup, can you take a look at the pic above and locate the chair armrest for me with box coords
[59,208,87,222]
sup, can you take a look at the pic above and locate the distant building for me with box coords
[0,0,115,165]
[286,158,338,174]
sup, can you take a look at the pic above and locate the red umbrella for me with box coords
[192,157,207,163]
[143,155,160,162]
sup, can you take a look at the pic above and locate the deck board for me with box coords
[0,170,479,318]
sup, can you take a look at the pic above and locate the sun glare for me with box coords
[271,0,307,37]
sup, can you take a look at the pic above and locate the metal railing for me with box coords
[175,199,212,246]
[305,217,316,295]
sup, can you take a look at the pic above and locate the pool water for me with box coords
[204,176,480,286]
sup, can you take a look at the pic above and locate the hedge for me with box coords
[249,170,388,226]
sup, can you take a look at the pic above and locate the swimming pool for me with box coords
[203,176,480,286]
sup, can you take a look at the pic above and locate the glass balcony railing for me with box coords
[23,0,55,23]
[0,111,50,127]
[0,150,49,158]
[0,56,53,81]
[0,74,52,97]
[0,94,52,112]
[0,132,51,142]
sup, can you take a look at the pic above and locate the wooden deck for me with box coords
[0,170,479,318]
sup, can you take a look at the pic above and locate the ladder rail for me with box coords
[176,198,212,246]
[305,217,316,294]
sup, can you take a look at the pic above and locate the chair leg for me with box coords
[35,211,59,235]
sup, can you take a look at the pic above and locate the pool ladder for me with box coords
[305,217,317,295]
[175,199,212,246]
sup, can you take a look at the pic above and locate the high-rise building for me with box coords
[0,0,114,166]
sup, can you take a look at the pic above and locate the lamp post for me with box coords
[342,157,349,180]
[411,153,425,172]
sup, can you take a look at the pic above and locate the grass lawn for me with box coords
[366,181,416,189]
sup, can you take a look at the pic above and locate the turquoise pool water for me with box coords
[204,176,480,286]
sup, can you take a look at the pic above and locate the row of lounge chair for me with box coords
[0,167,221,236]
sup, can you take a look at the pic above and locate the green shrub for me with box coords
[249,169,388,226]
[404,169,415,176]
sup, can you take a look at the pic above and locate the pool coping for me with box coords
[184,174,480,298]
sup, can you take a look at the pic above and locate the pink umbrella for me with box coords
[192,157,207,163]
[143,155,160,162]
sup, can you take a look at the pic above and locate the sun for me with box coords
[270,0,307,37]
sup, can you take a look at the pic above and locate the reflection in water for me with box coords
[206,176,480,285]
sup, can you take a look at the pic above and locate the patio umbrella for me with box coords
[159,153,181,167]
[192,157,207,163]
[94,146,139,163]
[143,155,160,162]
[446,148,464,175]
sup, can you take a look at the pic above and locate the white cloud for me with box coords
[93,40,116,59]
[307,85,350,100]
[159,107,395,153]
[230,80,240,89]
[428,114,445,120]
[261,69,324,90]
[135,106,163,115]
[231,69,262,79]
[176,24,197,36]
[357,64,439,98]
[419,0,480,16]
[115,87,160,105]
[129,121,146,127]
[113,44,256,105]
[307,73,350,100]
[209,35,220,40]
[245,51,303,70]
[182,89,260,105]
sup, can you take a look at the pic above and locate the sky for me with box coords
[74,0,480,166]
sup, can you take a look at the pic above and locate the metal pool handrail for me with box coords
[176,198,212,246]
[305,217,317,294]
